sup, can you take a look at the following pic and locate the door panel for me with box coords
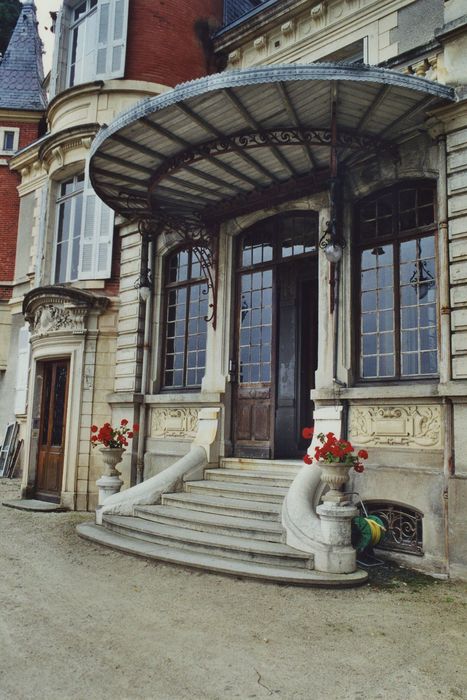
[233,213,319,459]
[36,360,69,502]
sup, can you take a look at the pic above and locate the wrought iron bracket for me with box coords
[137,214,219,329]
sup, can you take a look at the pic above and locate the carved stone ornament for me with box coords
[32,304,86,336]
[23,286,109,339]
[151,407,199,440]
[349,405,443,449]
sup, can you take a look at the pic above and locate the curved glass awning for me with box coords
[89,64,455,223]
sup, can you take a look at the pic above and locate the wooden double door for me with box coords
[233,214,319,459]
[35,360,70,502]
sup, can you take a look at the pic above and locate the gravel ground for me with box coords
[0,478,466,700]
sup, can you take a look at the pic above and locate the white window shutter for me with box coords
[78,173,114,280]
[96,0,129,79]
[49,9,69,98]
[14,326,30,416]
[96,0,110,76]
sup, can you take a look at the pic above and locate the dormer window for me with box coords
[50,0,129,97]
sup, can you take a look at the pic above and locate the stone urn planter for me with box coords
[317,461,353,504]
[96,447,125,505]
[90,420,139,506]
[99,446,124,477]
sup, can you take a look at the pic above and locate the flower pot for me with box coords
[317,461,353,504]
[99,446,125,477]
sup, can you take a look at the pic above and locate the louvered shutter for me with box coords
[78,172,114,280]
[14,326,30,416]
[49,9,69,98]
[35,184,49,286]
[95,0,129,79]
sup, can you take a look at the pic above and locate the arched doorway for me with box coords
[232,213,319,459]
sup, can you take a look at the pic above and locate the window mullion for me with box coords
[393,242,401,379]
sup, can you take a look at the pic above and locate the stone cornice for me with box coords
[215,0,423,62]
[47,78,169,126]
[215,0,310,50]
[38,123,100,173]
[0,109,43,123]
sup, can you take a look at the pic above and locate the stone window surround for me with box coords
[0,126,19,156]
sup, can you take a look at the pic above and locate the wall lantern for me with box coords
[319,219,346,263]
[135,270,152,302]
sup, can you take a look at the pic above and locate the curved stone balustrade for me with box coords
[96,408,219,524]
[282,463,358,574]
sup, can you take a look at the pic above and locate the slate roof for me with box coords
[0,1,47,111]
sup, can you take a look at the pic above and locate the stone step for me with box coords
[184,480,288,503]
[134,504,284,542]
[102,515,312,569]
[77,523,368,587]
[220,458,301,475]
[205,468,295,488]
[161,492,282,521]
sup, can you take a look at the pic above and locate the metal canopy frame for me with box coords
[90,64,454,221]
[89,64,455,327]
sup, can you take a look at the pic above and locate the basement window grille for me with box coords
[363,501,424,556]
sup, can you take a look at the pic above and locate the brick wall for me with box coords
[125,0,223,86]
[0,119,41,300]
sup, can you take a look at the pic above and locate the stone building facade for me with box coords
[4,0,467,581]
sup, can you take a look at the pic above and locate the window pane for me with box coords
[3,131,15,151]
[400,234,437,377]
[238,267,272,385]
[360,244,395,379]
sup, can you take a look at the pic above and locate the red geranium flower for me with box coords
[358,449,368,459]
[303,454,313,465]
[120,419,128,426]
[91,425,98,433]
[302,427,314,440]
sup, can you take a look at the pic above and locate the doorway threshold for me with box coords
[2,499,68,512]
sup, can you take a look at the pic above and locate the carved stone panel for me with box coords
[349,405,443,449]
[151,407,199,440]
[32,304,87,337]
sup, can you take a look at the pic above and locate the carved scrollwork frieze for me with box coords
[349,405,443,449]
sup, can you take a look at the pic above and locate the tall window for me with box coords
[68,0,98,87]
[50,0,129,96]
[162,248,208,389]
[356,182,437,380]
[54,174,84,283]
[53,171,114,284]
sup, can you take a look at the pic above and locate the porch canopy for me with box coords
[89,64,455,224]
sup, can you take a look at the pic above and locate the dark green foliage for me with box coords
[0,0,22,57]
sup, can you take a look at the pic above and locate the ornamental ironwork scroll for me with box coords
[149,127,398,186]
[363,501,423,555]
[137,214,219,329]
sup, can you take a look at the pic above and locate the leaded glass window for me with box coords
[162,248,208,389]
[356,183,437,380]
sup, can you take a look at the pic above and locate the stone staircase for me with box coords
[77,458,366,586]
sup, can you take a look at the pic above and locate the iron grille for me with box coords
[364,501,424,556]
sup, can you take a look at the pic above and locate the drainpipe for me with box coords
[438,132,452,388]
[437,131,454,573]
[136,237,154,484]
